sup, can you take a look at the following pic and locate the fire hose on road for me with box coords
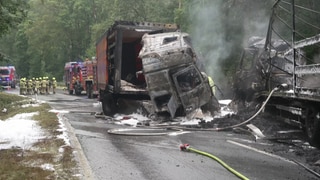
[180,143,249,180]
[104,85,320,179]
[203,84,285,131]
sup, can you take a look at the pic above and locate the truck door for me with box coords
[233,47,265,102]
[171,65,211,116]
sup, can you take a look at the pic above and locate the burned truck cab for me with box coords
[139,32,219,117]
[97,21,219,118]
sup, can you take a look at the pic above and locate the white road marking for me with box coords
[227,140,296,164]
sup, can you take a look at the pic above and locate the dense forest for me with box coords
[1,0,318,97]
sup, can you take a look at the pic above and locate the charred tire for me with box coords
[87,84,93,98]
[102,93,117,116]
[305,107,320,148]
[201,95,220,115]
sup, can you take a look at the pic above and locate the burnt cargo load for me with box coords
[233,0,320,147]
[96,21,219,118]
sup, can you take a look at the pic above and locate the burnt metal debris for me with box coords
[232,0,320,147]
[96,21,220,120]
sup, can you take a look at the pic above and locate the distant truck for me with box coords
[64,59,98,98]
[0,66,16,89]
[96,21,219,118]
[233,1,320,147]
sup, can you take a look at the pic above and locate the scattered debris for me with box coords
[246,124,266,140]
[1,108,7,113]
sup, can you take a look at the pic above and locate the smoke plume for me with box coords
[188,0,272,98]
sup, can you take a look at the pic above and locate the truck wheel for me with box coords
[201,95,220,116]
[305,107,320,147]
[102,93,117,116]
[75,89,81,95]
[67,84,73,95]
[87,84,93,98]
[75,85,82,95]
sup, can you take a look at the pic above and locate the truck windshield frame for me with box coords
[174,65,203,93]
[0,69,10,75]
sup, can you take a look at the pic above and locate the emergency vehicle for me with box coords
[64,60,98,98]
[0,66,16,89]
[83,58,99,98]
[64,62,85,95]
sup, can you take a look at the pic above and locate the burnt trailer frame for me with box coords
[233,0,320,147]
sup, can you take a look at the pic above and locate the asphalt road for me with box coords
[6,88,319,180]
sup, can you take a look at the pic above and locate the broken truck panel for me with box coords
[172,65,212,114]
[96,21,220,118]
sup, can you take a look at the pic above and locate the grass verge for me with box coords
[0,92,80,180]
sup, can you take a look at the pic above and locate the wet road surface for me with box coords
[7,88,320,180]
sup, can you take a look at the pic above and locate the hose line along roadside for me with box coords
[212,85,281,131]
[180,144,250,180]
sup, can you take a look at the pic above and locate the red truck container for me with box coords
[0,66,16,89]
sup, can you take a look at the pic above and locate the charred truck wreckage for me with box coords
[96,21,220,120]
[233,0,320,147]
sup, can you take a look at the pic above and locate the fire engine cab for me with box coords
[0,66,16,89]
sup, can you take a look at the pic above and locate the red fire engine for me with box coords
[83,59,98,98]
[64,62,84,95]
[0,66,16,89]
[64,59,98,98]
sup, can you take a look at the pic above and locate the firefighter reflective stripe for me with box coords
[208,76,215,95]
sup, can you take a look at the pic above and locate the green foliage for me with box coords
[0,0,28,63]
[0,0,183,81]
[0,0,28,37]
[0,92,26,110]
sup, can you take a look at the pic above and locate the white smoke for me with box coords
[187,1,271,98]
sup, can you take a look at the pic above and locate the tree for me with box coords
[0,0,28,63]
[0,0,28,37]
